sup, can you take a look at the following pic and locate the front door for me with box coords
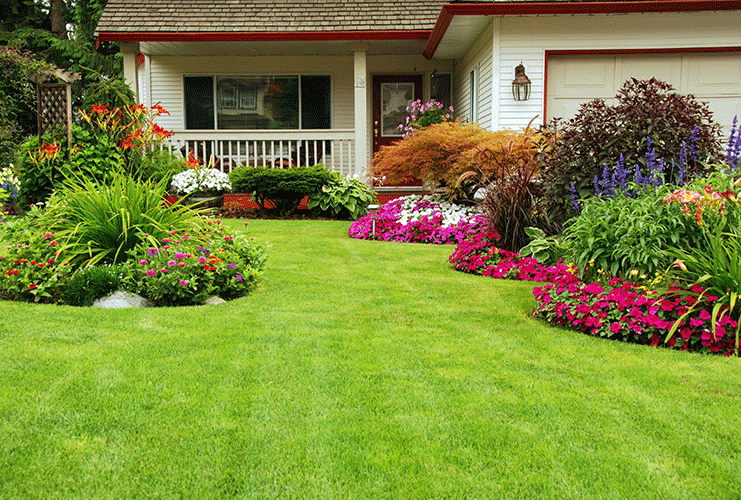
[372,74,424,154]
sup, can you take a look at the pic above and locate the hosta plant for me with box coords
[307,172,377,220]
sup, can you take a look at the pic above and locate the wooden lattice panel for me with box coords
[37,83,68,136]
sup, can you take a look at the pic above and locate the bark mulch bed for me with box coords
[217,207,346,220]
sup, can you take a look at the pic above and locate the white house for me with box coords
[96,0,741,179]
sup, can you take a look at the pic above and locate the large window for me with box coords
[184,75,331,130]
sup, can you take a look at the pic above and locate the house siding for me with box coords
[453,22,493,127]
[453,11,741,131]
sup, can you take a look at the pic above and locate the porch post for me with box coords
[120,42,139,102]
[353,47,368,177]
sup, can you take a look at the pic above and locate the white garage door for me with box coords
[547,52,741,134]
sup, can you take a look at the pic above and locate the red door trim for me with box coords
[542,46,741,125]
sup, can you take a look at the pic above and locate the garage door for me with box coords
[546,52,741,134]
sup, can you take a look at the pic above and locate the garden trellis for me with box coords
[34,68,80,147]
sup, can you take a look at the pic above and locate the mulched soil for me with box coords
[217,207,345,220]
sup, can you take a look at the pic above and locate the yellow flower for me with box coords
[673,259,687,272]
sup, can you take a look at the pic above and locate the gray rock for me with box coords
[203,296,226,306]
[92,290,154,309]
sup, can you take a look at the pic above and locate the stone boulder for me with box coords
[92,290,154,309]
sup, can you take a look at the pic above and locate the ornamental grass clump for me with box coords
[348,195,486,244]
[45,172,208,267]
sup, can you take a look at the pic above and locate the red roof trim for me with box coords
[424,0,741,58]
[98,30,431,43]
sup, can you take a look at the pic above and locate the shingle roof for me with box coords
[96,0,447,34]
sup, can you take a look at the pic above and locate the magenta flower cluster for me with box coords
[349,196,487,245]
[448,230,580,284]
[449,232,739,356]
[534,281,739,356]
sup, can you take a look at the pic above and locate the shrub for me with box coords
[370,121,542,194]
[348,195,487,244]
[45,173,209,267]
[307,172,377,220]
[229,165,333,215]
[121,223,267,306]
[62,265,122,307]
[540,78,723,222]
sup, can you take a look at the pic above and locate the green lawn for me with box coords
[1,219,739,499]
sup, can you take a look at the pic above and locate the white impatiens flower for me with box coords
[396,194,482,227]
[171,168,232,195]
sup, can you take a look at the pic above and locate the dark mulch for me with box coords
[217,207,346,221]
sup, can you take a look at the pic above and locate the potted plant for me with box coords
[170,153,232,208]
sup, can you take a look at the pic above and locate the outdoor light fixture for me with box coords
[511,62,532,101]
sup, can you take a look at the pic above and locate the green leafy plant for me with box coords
[307,172,377,220]
[540,78,723,223]
[121,224,267,306]
[518,227,567,266]
[45,172,209,267]
[561,184,704,278]
[61,265,122,306]
[229,164,333,215]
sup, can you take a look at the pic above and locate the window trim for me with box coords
[469,69,478,123]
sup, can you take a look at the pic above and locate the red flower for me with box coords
[28,283,37,290]
[90,104,109,114]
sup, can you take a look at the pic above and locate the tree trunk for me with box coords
[50,0,67,39]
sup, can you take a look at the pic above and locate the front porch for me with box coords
[163,130,357,176]
[118,40,454,181]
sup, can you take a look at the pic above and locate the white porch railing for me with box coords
[162,130,358,177]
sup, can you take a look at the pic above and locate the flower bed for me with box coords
[534,281,739,356]
[349,195,486,244]
[449,233,739,356]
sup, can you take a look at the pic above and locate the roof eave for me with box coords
[97,30,432,44]
[424,0,741,59]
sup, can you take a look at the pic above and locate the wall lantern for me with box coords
[511,63,532,101]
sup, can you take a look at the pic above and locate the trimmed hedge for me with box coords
[229,165,333,215]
